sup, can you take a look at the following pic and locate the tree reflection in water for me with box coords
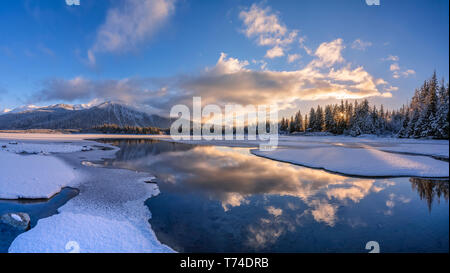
[410,178,449,212]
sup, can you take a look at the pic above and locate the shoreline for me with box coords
[1,133,449,252]
[2,137,174,253]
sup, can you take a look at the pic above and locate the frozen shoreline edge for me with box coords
[250,149,450,179]
[6,139,175,253]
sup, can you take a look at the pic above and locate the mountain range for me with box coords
[0,102,172,130]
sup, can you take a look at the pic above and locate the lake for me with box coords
[0,187,79,252]
[99,139,449,252]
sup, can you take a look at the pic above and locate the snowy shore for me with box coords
[152,134,449,178]
[0,132,448,252]
[0,135,173,253]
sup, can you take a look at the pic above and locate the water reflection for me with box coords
[410,178,449,211]
[0,187,79,252]
[98,139,449,252]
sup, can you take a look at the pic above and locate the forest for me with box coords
[279,72,449,139]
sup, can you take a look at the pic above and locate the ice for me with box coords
[252,146,449,177]
[2,135,173,253]
[0,140,88,154]
[8,212,172,253]
[11,214,22,222]
[0,151,77,199]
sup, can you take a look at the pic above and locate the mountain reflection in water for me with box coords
[97,139,449,253]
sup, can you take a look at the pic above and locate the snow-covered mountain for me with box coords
[5,105,40,114]
[0,101,172,129]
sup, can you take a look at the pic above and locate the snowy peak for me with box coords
[0,101,172,129]
[40,104,77,111]
[8,105,40,114]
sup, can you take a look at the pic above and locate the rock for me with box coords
[0,213,31,231]
[139,176,158,184]
[81,146,93,152]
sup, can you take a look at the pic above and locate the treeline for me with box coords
[88,124,163,135]
[280,72,449,139]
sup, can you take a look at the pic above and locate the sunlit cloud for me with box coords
[390,63,400,71]
[309,39,345,68]
[402,69,416,77]
[33,43,391,114]
[265,46,284,58]
[239,3,298,59]
[309,199,338,226]
[266,206,283,217]
[385,86,399,92]
[287,53,301,63]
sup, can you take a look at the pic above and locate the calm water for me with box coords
[99,139,449,253]
[0,187,79,252]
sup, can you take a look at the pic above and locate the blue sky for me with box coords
[0,0,448,117]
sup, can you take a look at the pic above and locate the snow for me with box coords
[0,132,448,252]
[8,212,172,253]
[1,135,173,253]
[252,146,449,177]
[0,140,89,154]
[11,214,22,222]
[0,151,77,199]
[0,140,95,199]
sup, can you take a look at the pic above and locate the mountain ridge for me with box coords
[0,102,172,130]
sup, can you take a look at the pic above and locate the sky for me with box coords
[0,0,448,118]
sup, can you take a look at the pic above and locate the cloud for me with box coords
[351,39,372,51]
[37,44,55,57]
[252,59,268,70]
[383,55,414,79]
[391,65,415,79]
[287,53,301,63]
[383,55,399,62]
[88,0,175,65]
[265,46,284,58]
[240,4,288,40]
[309,39,345,68]
[87,49,96,66]
[239,4,298,59]
[266,206,283,217]
[375,78,388,85]
[401,69,416,77]
[32,76,170,114]
[210,52,250,74]
[33,40,391,114]
[385,86,399,92]
[309,200,338,226]
[390,63,400,71]
[178,46,389,107]
[299,36,313,55]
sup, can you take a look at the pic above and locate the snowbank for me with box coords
[0,140,88,154]
[252,146,449,177]
[0,151,76,199]
[5,138,173,253]
[8,212,172,253]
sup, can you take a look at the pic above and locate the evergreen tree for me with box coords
[324,105,335,133]
[315,105,324,131]
[307,108,316,131]
[294,110,303,132]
